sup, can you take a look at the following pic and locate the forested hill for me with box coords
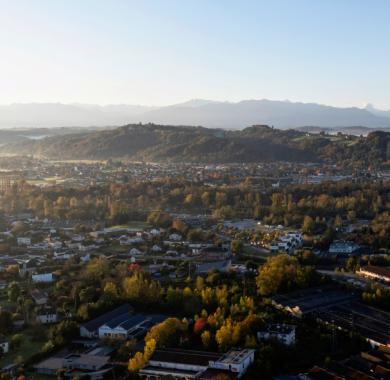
[1,124,389,165]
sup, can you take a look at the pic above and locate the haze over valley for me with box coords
[1,99,390,130]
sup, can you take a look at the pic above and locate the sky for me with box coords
[0,0,389,109]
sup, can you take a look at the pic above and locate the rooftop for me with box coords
[217,349,256,364]
[150,348,222,367]
[81,303,133,332]
[266,324,296,335]
[360,265,390,279]
[272,286,355,315]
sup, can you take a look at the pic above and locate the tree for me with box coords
[231,240,244,255]
[0,310,13,334]
[128,352,145,373]
[215,319,234,351]
[11,334,24,349]
[85,257,109,282]
[195,276,205,291]
[102,281,119,300]
[302,215,315,235]
[122,271,161,305]
[193,318,207,334]
[256,254,315,296]
[128,338,156,373]
[172,218,188,234]
[201,330,212,349]
[50,320,79,347]
[8,281,21,302]
[147,211,172,228]
[145,318,187,347]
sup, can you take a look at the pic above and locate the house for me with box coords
[17,237,31,246]
[36,307,58,324]
[139,348,255,379]
[150,229,161,237]
[64,354,110,371]
[98,314,163,340]
[129,248,142,256]
[357,265,390,283]
[34,351,112,380]
[32,272,54,283]
[258,324,296,346]
[18,257,40,277]
[0,257,19,271]
[80,304,133,338]
[30,289,49,305]
[209,349,256,378]
[270,232,303,254]
[80,253,91,262]
[151,245,162,253]
[169,233,182,241]
[49,240,63,250]
[198,246,231,261]
[0,336,9,354]
[329,240,360,255]
[34,357,65,375]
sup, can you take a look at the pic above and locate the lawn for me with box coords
[235,245,276,265]
[0,330,47,367]
[110,221,151,231]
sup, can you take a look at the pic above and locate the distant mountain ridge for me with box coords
[0,99,390,129]
[1,124,389,166]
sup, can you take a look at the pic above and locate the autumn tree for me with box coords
[256,254,315,296]
[145,318,187,348]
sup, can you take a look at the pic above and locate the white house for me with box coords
[48,241,63,250]
[32,272,54,283]
[0,337,9,354]
[129,248,142,256]
[151,245,162,253]
[150,229,161,237]
[329,240,360,255]
[80,253,91,263]
[17,237,31,246]
[258,324,296,346]
[169,233,182,241]
[209,349,256,377]
[98,314,152,340]
[37,311,58,324]
[270,231,303,254]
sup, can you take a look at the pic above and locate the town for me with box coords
[0,157,388,380]
[1,1,390,379]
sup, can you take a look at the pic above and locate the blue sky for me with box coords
[0,0,389,108]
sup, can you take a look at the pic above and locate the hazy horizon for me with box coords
[1,1,390,108]
[0,98,388,111]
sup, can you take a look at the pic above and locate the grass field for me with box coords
[110,221,151,231]
[0,329,46,367]
[237,245,276,264]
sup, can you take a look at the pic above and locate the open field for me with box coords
[0,329,47,367]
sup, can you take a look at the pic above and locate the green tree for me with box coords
[0,310,13,334]
[231,239,244,255]
[8,281,21,302]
